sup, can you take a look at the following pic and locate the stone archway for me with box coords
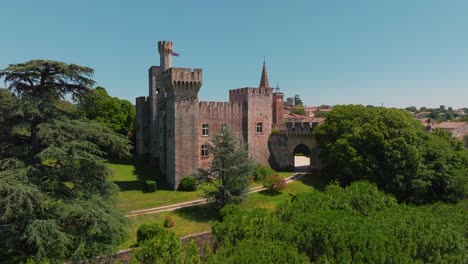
[293,144,311,172]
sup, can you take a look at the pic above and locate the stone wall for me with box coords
[135,96,149,157]
[246,87,273,165]
[198,101,243,169]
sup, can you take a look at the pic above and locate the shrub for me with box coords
[143,180,156,192]
[136,223,165,245]
[263,174,287,193]
[178,176,198,191]
[253,164,275,182]
[132,228,182,263]
[163,215,176,228]
[271,129,281,135]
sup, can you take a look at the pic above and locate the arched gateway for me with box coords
[268,122,323,172]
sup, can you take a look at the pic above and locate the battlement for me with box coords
[285,122,319,136]
[158,41,173,54]
[199,101,242,108]
[136,96,149,103]
[161,67,203,91]
[229,87,272,96]
[162,67,202,82]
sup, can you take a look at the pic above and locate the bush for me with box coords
[163,215,176,228]
[178,176,198,191]
[143,180,156,192]
[253,165,275,182]
[132,227,182,263]
[262,174,287,193]
[136,223,165,245]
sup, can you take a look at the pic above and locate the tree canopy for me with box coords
[314,105,468,203]
[197,128,254,210]
[211,181,467,263]
[78,86,136,138]
[0,60,131,262]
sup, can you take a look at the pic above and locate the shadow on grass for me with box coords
[132,160,176,191]
[258,190,283,196]
[297,172,330,191]
[173,204,218,223]
[114,180,141,191]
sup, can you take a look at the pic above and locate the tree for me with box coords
[197,129,254,210]
[0,60,131,262]
[207,239,309,264]
[294,94,303,106]
[78,87,136,138]
[291,105,306,116]
[315,105,467,203]
[212,181,466,263]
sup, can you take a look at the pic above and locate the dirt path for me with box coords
[125,173,305,217]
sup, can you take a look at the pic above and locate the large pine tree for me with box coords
[0,60,131,262]
[197,128,254,210]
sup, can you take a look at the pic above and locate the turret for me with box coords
[158,41,173,70]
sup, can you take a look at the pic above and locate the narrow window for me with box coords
[201,144,208,157]
[202,123,209,136]
[256,122,263,133]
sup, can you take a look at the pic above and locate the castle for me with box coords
[135,41,285,189]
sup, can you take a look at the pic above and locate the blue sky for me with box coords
[1,0,467,108]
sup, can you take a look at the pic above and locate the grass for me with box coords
[110,162,206,211]
[117,172,328,250]
[110,162,294,212]
[119,204,218,249]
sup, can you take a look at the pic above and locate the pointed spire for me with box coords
[259,59,270,88]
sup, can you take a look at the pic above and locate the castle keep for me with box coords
[136,41,285,189]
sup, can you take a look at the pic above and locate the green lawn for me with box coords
[118,172,327,250]
[119,204,218,249]
[110,162,294,212]
[110,163,206,211]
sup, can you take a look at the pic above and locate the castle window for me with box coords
[201,144,208,157]
[256,122,263,133]
[202,123,209,136]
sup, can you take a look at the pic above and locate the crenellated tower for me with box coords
[158,41,173,70]
[162,66,203,188]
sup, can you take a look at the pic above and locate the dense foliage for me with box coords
[212,181,467,263]
[206,239,309,264]
[197,129,254,210]
[78,86,136,138]
[252,164,275,182]
[0,60,131,262]
[315,105,468,203]
[405,105,468,122]
[262,174,287,193]
[178,176,198,192]
[133,223,200,264]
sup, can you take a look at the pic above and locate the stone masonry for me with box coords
[136,41,285,189]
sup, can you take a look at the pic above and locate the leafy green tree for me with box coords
[213,181,466,263]
[315,105,467,203]
[0,60,131,262]
[313,110,330,118]
[207,239,309,264]
[405,106,418,112]
[197,129,254,210]
[78,86,136,138]
[131,227,182,264]
[291,105,306,116]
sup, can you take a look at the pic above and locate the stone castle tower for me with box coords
[136,41,284,189]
